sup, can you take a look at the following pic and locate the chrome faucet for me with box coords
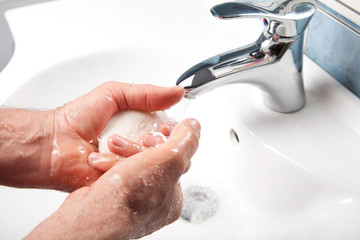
[177,0,318,113]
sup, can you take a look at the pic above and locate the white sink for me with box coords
[1,0,360,239]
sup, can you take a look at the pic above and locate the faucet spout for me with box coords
[177,33,306,113]
[177,0,317,113]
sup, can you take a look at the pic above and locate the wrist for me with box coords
[0,108,55,188]
[26,186,132,240]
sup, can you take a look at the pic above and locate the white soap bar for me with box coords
[99,110,169,153]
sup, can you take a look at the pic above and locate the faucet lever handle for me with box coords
[211,0,317,37]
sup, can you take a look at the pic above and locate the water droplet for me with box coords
[16,130,26,135]
[85,176,91,185]
[78,145,86,154]
[138,121,147,131]
[0,124,15,132]
[106,96,114,102]
[88,138,99,146]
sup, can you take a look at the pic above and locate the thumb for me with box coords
[63,82,184,140]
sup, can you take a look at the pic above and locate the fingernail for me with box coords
[112,135,128,148]
[185,118,201,137]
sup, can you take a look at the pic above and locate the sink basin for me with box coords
[1,0,360,239]
[0,0,52,72]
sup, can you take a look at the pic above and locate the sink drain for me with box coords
[181,185,219,223]
[230,128,240,146]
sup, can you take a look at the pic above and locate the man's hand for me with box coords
[0,82,184,192]
[26,118,201,240]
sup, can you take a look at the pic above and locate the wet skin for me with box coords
[27,118,200,240]
[0,82,201,239]
[0,82,184,191]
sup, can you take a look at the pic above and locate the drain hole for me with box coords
[230,129,240,145]
[181,185,219,223]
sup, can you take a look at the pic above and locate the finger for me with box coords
[138,118,201,179]
[139,121,178,147]
[158,121,178,137]
[63,82,184,140]
[108,82,184,111]
[108,134,143,157]
[88,152,127,172]
[139,132,166,148]
[93,118,200,185]
[161,118,200,170]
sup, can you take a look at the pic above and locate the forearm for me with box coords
[0,108,54,188]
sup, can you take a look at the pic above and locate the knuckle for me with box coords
[100,81,114,90]
[187,128,200,149]
[181,130,200,161]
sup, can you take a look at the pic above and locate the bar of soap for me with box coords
[99,110,168,153]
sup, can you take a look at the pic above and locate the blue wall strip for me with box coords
[306,9,360,97]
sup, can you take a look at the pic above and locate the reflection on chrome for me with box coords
[177,0,318,113]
